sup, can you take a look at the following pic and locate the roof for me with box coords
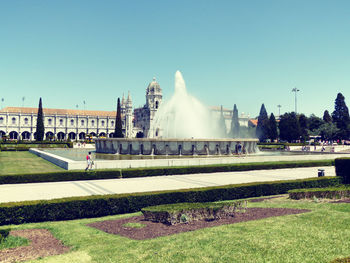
[249,119,258,126]
[0,107,117,117]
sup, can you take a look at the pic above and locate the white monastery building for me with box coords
[0,78,251,140]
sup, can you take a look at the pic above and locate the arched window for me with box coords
[91,120,95,127]
[0,117,3,124]
[12,117,16,125]
[24,118,29,125]
[70,119,74,126]
[59,119,64,126]
[81,120,85,126]
[111,121,114,126]
[101,120,105,127]
[48,118,52,125]
[155,101,159,109]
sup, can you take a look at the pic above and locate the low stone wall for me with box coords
[95,138,259,155]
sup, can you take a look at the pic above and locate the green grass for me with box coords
[0,235,29,250]
[122,222,146,228]
[1,196,349,263]
[0,151,64,175]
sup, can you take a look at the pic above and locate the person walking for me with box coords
[85,152,93,171]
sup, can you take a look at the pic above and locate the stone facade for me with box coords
[0,77,252,140]
[0,107,120,140]
[95,138,258,155]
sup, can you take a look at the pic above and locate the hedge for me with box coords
[288,186,350,200]
[0,176,341,225]
[335,158,350,184]
[0,142,73,151]
[0,159,335,185]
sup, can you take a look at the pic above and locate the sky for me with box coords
[0,0,349,118]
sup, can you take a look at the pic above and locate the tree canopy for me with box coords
[36,97,45,141]
[332,93,350,139]
[114,98,124,138]
[256,104,269,141]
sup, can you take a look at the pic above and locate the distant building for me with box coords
[0,77,252,140]
[0,107,119,140]
[133,77,163,137]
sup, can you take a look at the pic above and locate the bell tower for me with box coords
[146,77,162,119]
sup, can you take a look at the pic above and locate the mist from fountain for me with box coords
[149,71,225,139]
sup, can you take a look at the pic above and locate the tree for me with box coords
[230,104,240,138]
[268,113,278,141]
[323,110,332,123]
[332,93,350,139]
[36,97,45,141]
[256,104,269,141]
[317,123,339,141]
[114,98,124,138]
[308,114,324,132]
[279,112,301,142]
[298,114,309,142]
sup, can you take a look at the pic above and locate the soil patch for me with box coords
[249,196,285,202]
[88,207,310,240]
[0,229,70,263]
[331,198,350,203]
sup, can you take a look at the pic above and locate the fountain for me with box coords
[95,71,258,155]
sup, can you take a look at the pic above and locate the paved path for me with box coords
[0,166,335,203]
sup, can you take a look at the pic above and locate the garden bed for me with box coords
[88,207,310,240]
[0,229,69,263]
[141,200,247,225]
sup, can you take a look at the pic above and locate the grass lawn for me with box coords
[0,151,64,175]
[1,196,349,263]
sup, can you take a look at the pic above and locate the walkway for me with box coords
[0,166,335,203]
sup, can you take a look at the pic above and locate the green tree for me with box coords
[256,104,269,141]
[332,93,350,139]
[298,114,309,142]
[308,114,324,132]
[317,123,339,141]
[268,113,278,141]
[279,112,301,142]
[230,104,240,138]
[323,110,332,123]
[114,98,124,138]
[36,97,45,141]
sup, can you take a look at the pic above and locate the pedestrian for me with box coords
[85,152,93,171]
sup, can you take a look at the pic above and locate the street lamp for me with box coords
[292,88,300,113]
[22,97,25,107]
[277,105,282,117]
[1,98,4,109]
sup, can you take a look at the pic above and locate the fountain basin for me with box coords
[95,138,259,155]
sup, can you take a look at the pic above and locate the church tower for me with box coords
[146,77,162,120]
[124,91,133,138]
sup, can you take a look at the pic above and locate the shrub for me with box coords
[0,176,341,225]
[288,186,350,200]
[141,200,247,225]
[0,229,10,242]
[329,257,350,263]
[335,158,350,184]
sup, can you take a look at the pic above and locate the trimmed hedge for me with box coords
[0,229,10,241]
[0,159,335,185]
[0,176,341,225]
[288,186,350,200]
[335,158,350,184]
[0,142,73,151]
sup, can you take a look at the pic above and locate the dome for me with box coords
[147,77,161,94]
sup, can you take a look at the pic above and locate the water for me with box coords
[41,148,313,161]
[149,71,225,138]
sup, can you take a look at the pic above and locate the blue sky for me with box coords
[0,0,349,118]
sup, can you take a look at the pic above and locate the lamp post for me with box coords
[277,105,281,117]
[292,88,300,114]
[1,98,4,109]
[22,97,25,107]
